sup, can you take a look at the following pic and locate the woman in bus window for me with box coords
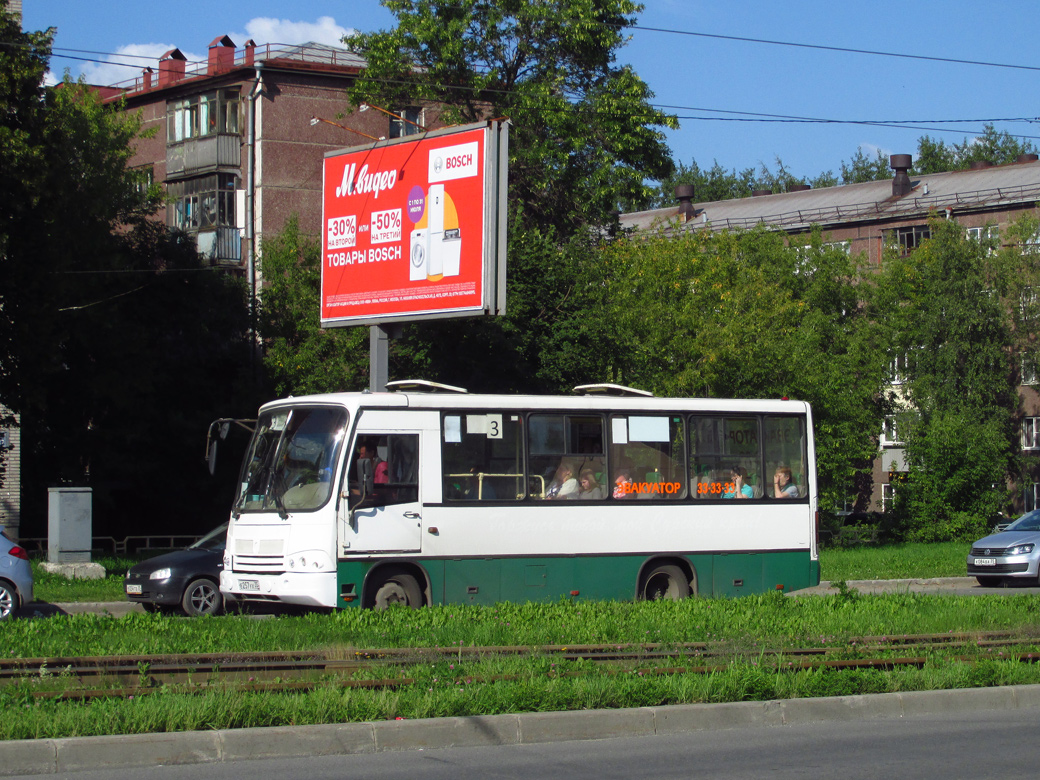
[723,466,753,499]
[545,461,578,499]
[576,469,606,500]
[773,466,798,498]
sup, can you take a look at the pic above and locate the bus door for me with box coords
[339,418,424,555]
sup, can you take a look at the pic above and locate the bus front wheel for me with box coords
[641,564,690,601]
[371,571,423,610]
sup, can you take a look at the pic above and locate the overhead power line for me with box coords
[629,24,1040,73]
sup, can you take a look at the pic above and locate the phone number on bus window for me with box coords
[696,482,737,495]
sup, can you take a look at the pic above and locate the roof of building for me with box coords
[104,40,365,100]
[620,158,1040,236]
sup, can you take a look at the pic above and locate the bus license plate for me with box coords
[239,579,260,591]
[974,558,997,567]
[126,584,142,595]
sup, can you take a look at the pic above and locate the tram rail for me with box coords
[4,630,1038,702]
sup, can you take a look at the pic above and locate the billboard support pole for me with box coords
[369,325,390,392]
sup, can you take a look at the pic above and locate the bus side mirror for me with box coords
[348,457,374,530]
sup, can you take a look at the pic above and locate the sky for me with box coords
[20,0,1040,184]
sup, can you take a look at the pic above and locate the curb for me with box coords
[3,684,1040,776]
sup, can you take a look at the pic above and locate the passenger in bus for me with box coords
[773,466,798,498]
[462,466,496,500]
[545,461,578,499]
[576,469,606,500]
[358,441,389,484]
[612,468,634,499]
[723,466,753,499]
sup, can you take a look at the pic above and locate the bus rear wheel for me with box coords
[372,572,423,610]
[641,564,690,601]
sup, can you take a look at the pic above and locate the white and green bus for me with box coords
[219,382,820,609]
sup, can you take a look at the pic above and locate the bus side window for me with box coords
[763,416,808,500]
[441,413,524,501]
[609,415,686,500]
[527,414,604,500]
[688,416,761,499]
[349,434,419,508]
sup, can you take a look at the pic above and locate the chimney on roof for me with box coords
[890,154,912,197]
[674,184,696,222]
[158,49,187,86]
[789,184,811,192]
[970,160,994,170]
[243,39,257,67]
[752,189,772,197]
[208,35,236,74]
[142,67,153,90]
[1017,153,1040,164]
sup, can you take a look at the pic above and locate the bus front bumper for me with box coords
[219,570,336,609]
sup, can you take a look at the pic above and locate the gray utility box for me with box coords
[47,487,93,564]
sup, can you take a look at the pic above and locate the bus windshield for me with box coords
[234,406,348,514]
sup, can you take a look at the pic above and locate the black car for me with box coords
[125,524,228,616]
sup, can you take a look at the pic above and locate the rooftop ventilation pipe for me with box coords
[208,35,236,74]
[890,154,912,197]
[158,49,186,86]
[674,184,695,222]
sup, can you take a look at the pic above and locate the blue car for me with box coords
[967,510,1040,587]
[125,524,228,616]
[0,529,33,620]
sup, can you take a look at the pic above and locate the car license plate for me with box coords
[974,558,997,567]
[239,579,260,591]
[126,584,142,595]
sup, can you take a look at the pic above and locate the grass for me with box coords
[30,556,133,603]
[2,591,1039,740]
[29,542,975,604]
[819,541,969,582]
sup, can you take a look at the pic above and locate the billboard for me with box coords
[320,121,508,327]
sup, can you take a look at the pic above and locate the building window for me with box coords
[823,240,851,255]
[881,415,903,447]
[1023,418,1040,450]
[881,482,896,513]
[890,225,930,255]
[887,353,908,386]
[1023,354,1038,386]
[168,173,238,231]
[167,90,240,143]
[389,107,423,139]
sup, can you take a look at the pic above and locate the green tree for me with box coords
[870,218,1035,539]
[348,0,677,235]
[257,218,369,396]
[913,136,956,174]
[839,148,892,184]
[914,125,1036,174]
[1,4,256,535]
[564,226,886,512]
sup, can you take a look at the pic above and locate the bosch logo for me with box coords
[446,154,473,169]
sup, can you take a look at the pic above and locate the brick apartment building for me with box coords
[104,35,443,284]
[620,155,1040,513]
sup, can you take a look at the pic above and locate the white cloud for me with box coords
[235,16,355,47]
[78,43,204,88]
[858,142,891,161]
